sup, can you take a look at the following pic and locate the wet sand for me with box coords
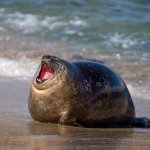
[0,77,150,150]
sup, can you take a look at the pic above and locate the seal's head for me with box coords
[29,55,75,122]
[32,55,71,90]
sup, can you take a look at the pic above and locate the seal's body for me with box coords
[28,55,150,127]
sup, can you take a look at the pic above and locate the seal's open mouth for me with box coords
[37,63,54,83]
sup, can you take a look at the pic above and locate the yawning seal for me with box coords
[28,55,150,127]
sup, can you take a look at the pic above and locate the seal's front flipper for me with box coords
[59,112,82,127]
[133,117,150,128]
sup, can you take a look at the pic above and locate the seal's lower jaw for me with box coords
[36,62,54,84]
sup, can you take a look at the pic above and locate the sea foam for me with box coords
[0,57,38,79]
[0,9,87,34]
[103,32,145,49]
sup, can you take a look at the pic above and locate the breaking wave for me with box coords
[0,8,87,34]
[0,57,38,79]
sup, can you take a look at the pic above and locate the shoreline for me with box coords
[0,50,149,100]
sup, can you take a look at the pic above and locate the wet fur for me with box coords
[28,55,150,128]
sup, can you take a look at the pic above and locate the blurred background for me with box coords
[0,0,149,100]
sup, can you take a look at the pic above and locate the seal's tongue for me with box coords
[39,64,54,81]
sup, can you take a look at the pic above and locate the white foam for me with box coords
[127,83,150,100]
[69,16,87,26]
[104,33,145,49]
[0,8,5,13]
[5,12,41,33]
[0,57,39,79]
[0,9,87,34]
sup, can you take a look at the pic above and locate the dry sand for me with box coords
[0,77,150,150]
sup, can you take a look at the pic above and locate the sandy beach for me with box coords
[0,76,150,150]
[0,1,150,149]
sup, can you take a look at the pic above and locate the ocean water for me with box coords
[0,0,149,52]
[0,0,149,99]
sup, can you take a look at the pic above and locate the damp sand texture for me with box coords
[0,77,150,150]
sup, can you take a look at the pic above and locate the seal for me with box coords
[28,55,150,127]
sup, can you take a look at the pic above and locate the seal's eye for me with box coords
[37,63,54,83]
